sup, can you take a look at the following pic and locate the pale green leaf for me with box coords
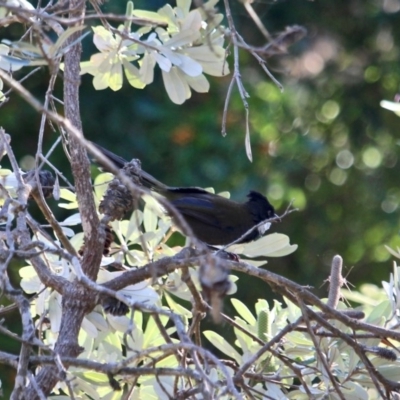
[203,330,242,363]
[49,291,62,333]
[51,26,87,57]
[86,311,109,332]
[125,210,144,241]
[162,67,190,104]
[153,52,171,73]
[143,313,169,348]
[230,233,297,258]
[231,298,256,325]
[107,314,131,332]
[80,370,109,384]
[0,54,28,71]
[385,244,400,259]
[73,376,101,398]
[169,52,203,76]
[93,26,118,51]
[82,316,99,338]
[93,72,111,91]
[181,9,202,31]
[339,381,369,400]
[380,100,400,116]
[177,0,191,15]
[58,188,78,210]
[164,29,201,49]
[186,73,209,92]
[94,172,113,201]
[109,61,123,91]
[143,202,158,233]
[70,232,84,252]
[131,9,170,24]
[366,300,391,324]
[267,244,298,257]
[20,267,42,293]
[61,226,75,237]
[60,213,81,226]
[165,293,192,318]
[139,52,156,83]
[123,60,146,88]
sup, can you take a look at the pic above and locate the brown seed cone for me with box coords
[99,160,141,221]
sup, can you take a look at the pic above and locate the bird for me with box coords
[92,143,277,246]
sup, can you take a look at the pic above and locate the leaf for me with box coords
[86,311,109,332]
[50,26,88,57]
[162,67,190,104]
[107,314,131,332]
[48,291,62,333]
[185,74,209,93]
[60,213,81,226]
[164,29,201,49]
[109,60,123,91]
[168,52,203,77]
[123,60,146,88]
[231,298,256,325]
[143,202,158,233]
[177,0,191,15]
[82,317,99,338]
[244,108,252,162]
[93,71,110,91]
[380,100,400,116]
[153,52,171,73]
[0,54,29,71]
[94,172,113,201]
[131,9,170,24]
[203,330,242,363]
[228,233,297,258]
[165,293,192,317]
[366,300,391,324]
[181,9,202,32]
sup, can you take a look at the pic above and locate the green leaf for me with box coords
[186,73,209,93]
[231,298,256,325]
[50,25,87,57]
[380,100,400,116]
[132,9,170,24]
[123,60,146,88]
[162,67,190,104]
[203,330,242,363]
[229,233,297,258]
[366,300,391,324]
[143,202,158,233]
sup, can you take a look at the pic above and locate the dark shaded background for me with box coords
[1,0,400,396]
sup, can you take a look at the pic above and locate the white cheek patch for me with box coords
[258,222,271,235]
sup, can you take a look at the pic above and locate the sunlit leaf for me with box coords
[50,26,88,57]
[60,213,81,226]
[162,67,190,104]
[131,9,170,24]
[203,331,242,363]
[123,60,146,88]
[164,29,201,49]
[380,100,400,116]
[49,291,62,333]
[231,298,256,325]
[82,317,99,338]
[186,74,209,92]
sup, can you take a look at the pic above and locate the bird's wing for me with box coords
[171,196,221,227]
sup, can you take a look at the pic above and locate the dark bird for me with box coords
[92,144,277,246]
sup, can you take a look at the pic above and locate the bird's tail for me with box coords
[90,142,169,192]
